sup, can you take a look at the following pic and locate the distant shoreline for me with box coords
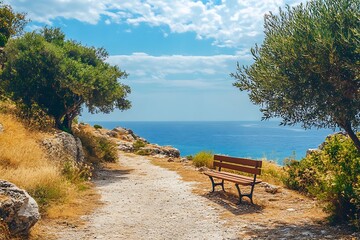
[86,121,334,164]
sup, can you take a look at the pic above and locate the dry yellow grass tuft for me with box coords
[0,114,72,210]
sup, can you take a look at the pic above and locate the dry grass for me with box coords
[260,160,287,186]
[0,113,100,238]
[0,114,70,209]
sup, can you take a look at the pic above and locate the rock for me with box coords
[42,131,85,163]
[112,127,128,135]
[168,158,175,162]
[261,182,281,194]
[0,180,40,236]
[0,123,3,133]
[197,167,209,172]
[117,141,134,152]
[134,144,180,158]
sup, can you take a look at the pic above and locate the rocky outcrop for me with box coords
[42,131,85,162]
[84,124,181,158]
[0,180,40,236]
[136,144,180,158]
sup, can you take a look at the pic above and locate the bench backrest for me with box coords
[213,154,262,175]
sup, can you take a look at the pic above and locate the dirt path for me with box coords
[46,152,359,240]
[50,153,241,239]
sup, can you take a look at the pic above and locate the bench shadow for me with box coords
[202,190,263,215]
[94,168,133,187]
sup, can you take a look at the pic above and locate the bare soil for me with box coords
[43,152,359,240]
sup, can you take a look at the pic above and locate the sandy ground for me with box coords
[45,152,360,240]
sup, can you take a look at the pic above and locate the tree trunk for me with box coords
[342,121,360,152]
[55,117,63,130]
[61,114,73,133]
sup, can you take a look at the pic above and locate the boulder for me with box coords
[117,141,134,152]
[261,182,281,194]
[42,131,85,162]
[136,144,180,158]
[0,180,40,236]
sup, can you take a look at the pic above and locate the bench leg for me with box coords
[235,184,255,205]
[208,177,225,192]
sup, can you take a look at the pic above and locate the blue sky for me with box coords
[5,0,304,122]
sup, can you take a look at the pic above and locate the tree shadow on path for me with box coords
[94,168,133,187]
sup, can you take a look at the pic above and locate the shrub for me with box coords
[61,160,93,183]
[93,124,102,129]
[74,125,118,164]
[136,149,151,156]
[283,133,360,229]
[133,139,146,152]
[192,151,214,168]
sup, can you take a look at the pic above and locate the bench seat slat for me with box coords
[204,170,262,186]
[214,154,262,168]
[213,171,262,183]
[214,161,261,175]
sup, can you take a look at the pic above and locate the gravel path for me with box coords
[53,153,240,239]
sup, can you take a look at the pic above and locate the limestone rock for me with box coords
[261,182,281,194]
[137,144,180,158]
[107,127,139,142]
[42,131,85,162]
[117,141,134,152]
[0,180,40,236]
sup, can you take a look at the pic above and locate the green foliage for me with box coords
[97,137,118,162]
[1,27,131,132]
[74,128,118,164]
[283,133,360,228]
[192,151,214,168]
[28,182,67,212]
[133,139,146,151]
[136,149,151,156]
[0,1,28,47]
[93,124,103,129]
[232,0,360,149]
[61,160,93,183]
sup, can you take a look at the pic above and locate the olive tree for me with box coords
[232,0,360,151]
[1,27,131,131]
[0,1,27,69]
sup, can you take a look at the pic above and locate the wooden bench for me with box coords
[203,154,262,204]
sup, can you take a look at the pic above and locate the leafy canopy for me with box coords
[1,27,131,131]
[0,1,28,47]
[232,0,360,149]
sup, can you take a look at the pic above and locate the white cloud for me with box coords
[5,0,304,48]
[108,52,251,89]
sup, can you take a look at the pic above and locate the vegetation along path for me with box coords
[49,152,359,240]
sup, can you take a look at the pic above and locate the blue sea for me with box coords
[88,121,334,165]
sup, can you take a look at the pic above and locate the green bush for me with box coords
[94,124,103,129]
[133,139,146,152]
[62,159,93,183]
[283,133,360,229]
[192,151,214,168]
[74,128,118,164]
